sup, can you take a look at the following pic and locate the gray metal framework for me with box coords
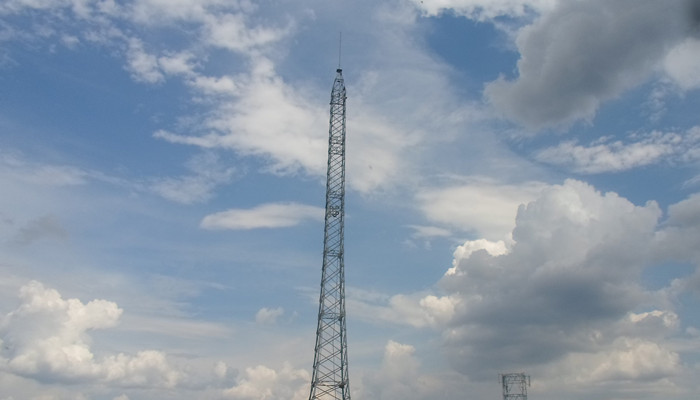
[309,68,350,400]
[501,373,530,400]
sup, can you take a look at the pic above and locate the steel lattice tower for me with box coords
[501,373,530,400]
[309,67,350,400]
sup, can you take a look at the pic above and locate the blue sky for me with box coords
[1,0,700,399]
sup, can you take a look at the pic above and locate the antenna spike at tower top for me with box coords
[338,32,342,71]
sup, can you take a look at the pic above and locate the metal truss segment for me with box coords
[309,68,350,400]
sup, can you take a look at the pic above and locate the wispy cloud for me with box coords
[0,152,90,186]
[411,0,557,20]
[200,202,324,230]
[148,152,236,204]
[11,215,68,246]
[535,127,700,173]
[406,225,452,240]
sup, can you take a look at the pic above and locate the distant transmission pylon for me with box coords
[500,373,530,400]
[308,66,350,400]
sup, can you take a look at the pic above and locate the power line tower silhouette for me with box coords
[500,373,530,400]
[308,67,350,400]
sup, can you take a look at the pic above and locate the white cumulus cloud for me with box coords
[223,363,309,400]
[358,339,460,400]
[417,178,546,241]
[0,281,181,387]
[361,179,700,396]
[433,179,691,387]
[348,289,458,329]
[255,307,284,324]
